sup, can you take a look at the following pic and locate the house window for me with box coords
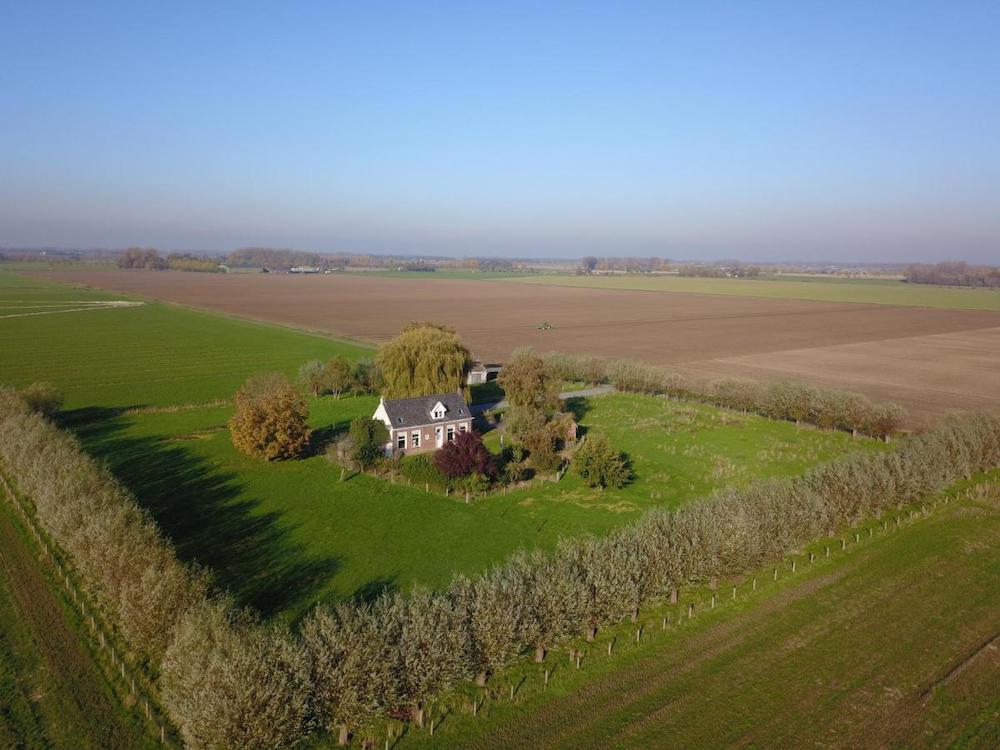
[447,426,455,442]
[411,431,420,448]
[459,424,467,433]
[433,407,445,419]
[396,433,406,449]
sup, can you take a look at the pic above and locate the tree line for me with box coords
[541,352,907,441]
[4,384,995,748]
[189,411,1000,747]
[116,248,222,272]
[904,261,1000,288]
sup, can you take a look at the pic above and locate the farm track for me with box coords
[0,495,147,749]
[34,270,1000,425]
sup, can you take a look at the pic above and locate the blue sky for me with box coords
[2,1,998,262]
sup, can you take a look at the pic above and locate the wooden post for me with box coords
[510,683,514,701]
[773,567,778,581]
[825,545,830,557]
[841,538,846,549]
[687,603,694,619]
[752,577,757,591]
[608,638,614,655]
[855,532,860,543]
[711,594,716,609]
[791,560,796,572]
[544,669,550,686]
[809,552,814,563]
[732,586,736,600]
[576,652,582,669]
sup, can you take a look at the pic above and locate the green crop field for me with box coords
[384,476,1000,750]
[0,271,371,409]
[0,496,154,749]
[503,273,1000,311]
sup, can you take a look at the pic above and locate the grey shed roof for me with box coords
[382,392,471,429]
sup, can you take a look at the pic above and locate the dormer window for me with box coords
[430,401,447,419]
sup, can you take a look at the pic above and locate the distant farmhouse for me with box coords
[373,391,473,455]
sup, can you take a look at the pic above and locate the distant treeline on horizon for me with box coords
[2,248,998,288]
[903,261,1000,289]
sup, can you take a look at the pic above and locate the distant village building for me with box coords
[289,266,321,274]
[466,359,502,385]
[373,391,473,455]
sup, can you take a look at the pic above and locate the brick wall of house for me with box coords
[389,418,474,455]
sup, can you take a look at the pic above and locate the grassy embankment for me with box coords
[380,476,1000,750]
[503,273,1000,311]
[0,271,879,622]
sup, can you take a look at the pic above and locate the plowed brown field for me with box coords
[37,271,1000,425]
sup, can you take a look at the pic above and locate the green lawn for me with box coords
[382,475,1000,750]
[72,391,879,623]
[503,273,1000,311]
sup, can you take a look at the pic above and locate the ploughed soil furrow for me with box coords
[32,271,1000,425]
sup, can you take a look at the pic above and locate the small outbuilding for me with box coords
[466,359,503,385]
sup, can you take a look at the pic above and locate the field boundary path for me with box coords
[0,299,143,319]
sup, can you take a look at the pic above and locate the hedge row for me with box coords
[541,352,907,440]
[0,388,206,663]
[2,386,997,749]
[291,413,998,742]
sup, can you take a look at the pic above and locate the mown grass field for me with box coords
[0,494,154,749]
[73,391,876,622]
[385,477,1000,750]
[504,273,1000,311]
[0,271,371,409]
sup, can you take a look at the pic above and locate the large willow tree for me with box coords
[376,322,471,398]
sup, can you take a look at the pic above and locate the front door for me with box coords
[435,426,443,448]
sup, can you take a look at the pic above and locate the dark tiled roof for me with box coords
[382,392,471,429]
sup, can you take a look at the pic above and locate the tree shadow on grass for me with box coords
[64,408,341,620]
[563,396,593,423]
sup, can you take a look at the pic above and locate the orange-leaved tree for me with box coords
[229,373,311,460]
